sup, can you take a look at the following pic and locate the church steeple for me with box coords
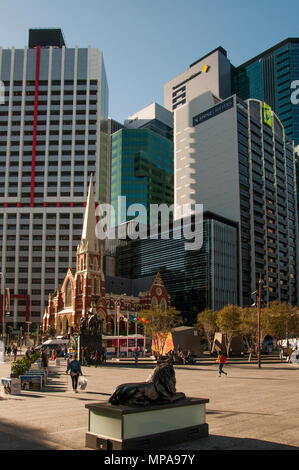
[76,175,105,315]
[81,175,99,253]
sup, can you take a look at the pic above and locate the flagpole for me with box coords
[135,321,137,350]
[126,309,129,358]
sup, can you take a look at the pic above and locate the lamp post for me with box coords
[114,294,126,359]
[0,272,5,345]
[257,274,262,369]
[251,274,268,369]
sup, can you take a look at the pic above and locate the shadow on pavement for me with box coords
[162,434,299,450]
[0,419,56,450]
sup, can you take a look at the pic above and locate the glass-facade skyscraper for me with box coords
[111,103,174,226]
[234,38,299,146]
[114,214,238,322]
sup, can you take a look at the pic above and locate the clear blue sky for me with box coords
[1,0,299,123]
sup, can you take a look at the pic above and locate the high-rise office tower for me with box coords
[234,38,299,147]
[0,29,109,330]
[110,103,174,226]
[164,47,232,113]
[174,91,298,307]
[115,212,238,318]
[165,39,299,149]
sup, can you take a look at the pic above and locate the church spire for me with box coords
[81,175,98,252]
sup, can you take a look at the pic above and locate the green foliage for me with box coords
[11,351,41,376]
[11,358,31,376]
[46,326,55,337]
[140,307,182,357]
[263,301,298,340]
[196,309,218,351]
[217,305,241,357]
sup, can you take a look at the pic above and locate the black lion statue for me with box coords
[109,363,186,407]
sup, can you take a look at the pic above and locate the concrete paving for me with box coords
[0,358,298,450]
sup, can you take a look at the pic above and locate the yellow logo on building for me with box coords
[263,102,272,127]
[202,64,209,73]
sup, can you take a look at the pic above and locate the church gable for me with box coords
[149,272,170,310]
[61,270,75,308]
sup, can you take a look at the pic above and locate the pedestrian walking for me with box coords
[41,348,49,373]
[216,351,227,377]
[101,346,106,364]
[12,345,17,361]
[66,354,82,393]
[134,347,140,367]
[25,347,31,360]
[287,346,293,363]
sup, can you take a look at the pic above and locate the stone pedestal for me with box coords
[85,397,209,450]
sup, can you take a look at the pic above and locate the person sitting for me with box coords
[186,350,195,364]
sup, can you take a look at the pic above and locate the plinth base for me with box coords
[85,397,209,450]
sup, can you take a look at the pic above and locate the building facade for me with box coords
[43,179,171,336]
[173,91,298,307]
[111,103,174,226]
[233,38,299,147]
[164,47,232,113]
[0,29,109,330]
[114,213,238,322]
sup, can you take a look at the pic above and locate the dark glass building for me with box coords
[234,38,299,147]
[113,213,238,322]
[111,128,173,225]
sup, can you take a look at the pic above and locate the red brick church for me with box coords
[43,178,170,336]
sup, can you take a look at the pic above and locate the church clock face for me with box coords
[156,287,162,296]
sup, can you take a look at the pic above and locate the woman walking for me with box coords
[66,354,82,393]
[217,352,227,377]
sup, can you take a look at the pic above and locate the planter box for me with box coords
[20,375,42,390]
[85,397,209,450]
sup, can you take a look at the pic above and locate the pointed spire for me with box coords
[81,175,98,251]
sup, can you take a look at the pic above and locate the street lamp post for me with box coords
[0,272,5,345]
[114,294,126,359]
[251,273,267,369]
[257,274,262,369]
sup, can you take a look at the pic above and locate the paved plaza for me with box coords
[0,358,298,450]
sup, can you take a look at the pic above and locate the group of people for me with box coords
[25,346,36,360]
[81,346,106,366]
[5,344,18,361]
[166,346,196,365]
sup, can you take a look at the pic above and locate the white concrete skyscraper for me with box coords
[0,29,109,330]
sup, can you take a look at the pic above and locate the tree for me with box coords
[139,307,182,358]
[45,325,55,338]
[263,301,298,344]
[196,309,218,352]
[239,307,258,356]
[216,305,241,357]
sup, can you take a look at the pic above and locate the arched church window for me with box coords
[151,297,158,309]
[160,298,167,311]
[65,279,72,307]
